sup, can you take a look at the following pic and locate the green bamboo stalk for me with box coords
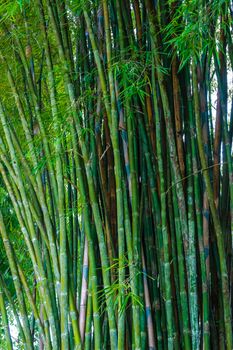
[84,280,92,350]
[47,4,118,349]
[115,3,142,348]
[2,57,61,289]
[0,211,33,349]
[0,282,13,350]
[192,62,232,349]
[185,125,199,349]
[37,3,69,348]
[185,66,210,349]
[0,100,59,348]
[0,275,26,345]
[151,58,176,348]
[11,32,59,208]
[17,265,46,344]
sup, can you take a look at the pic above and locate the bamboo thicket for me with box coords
[0,0,232,349]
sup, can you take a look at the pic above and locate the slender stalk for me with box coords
[192,62,232,350]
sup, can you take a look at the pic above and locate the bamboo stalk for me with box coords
[192,62,232,350]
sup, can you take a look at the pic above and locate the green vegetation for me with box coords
[0,0,232,349]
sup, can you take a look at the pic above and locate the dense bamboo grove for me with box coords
[0,0,232,349]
